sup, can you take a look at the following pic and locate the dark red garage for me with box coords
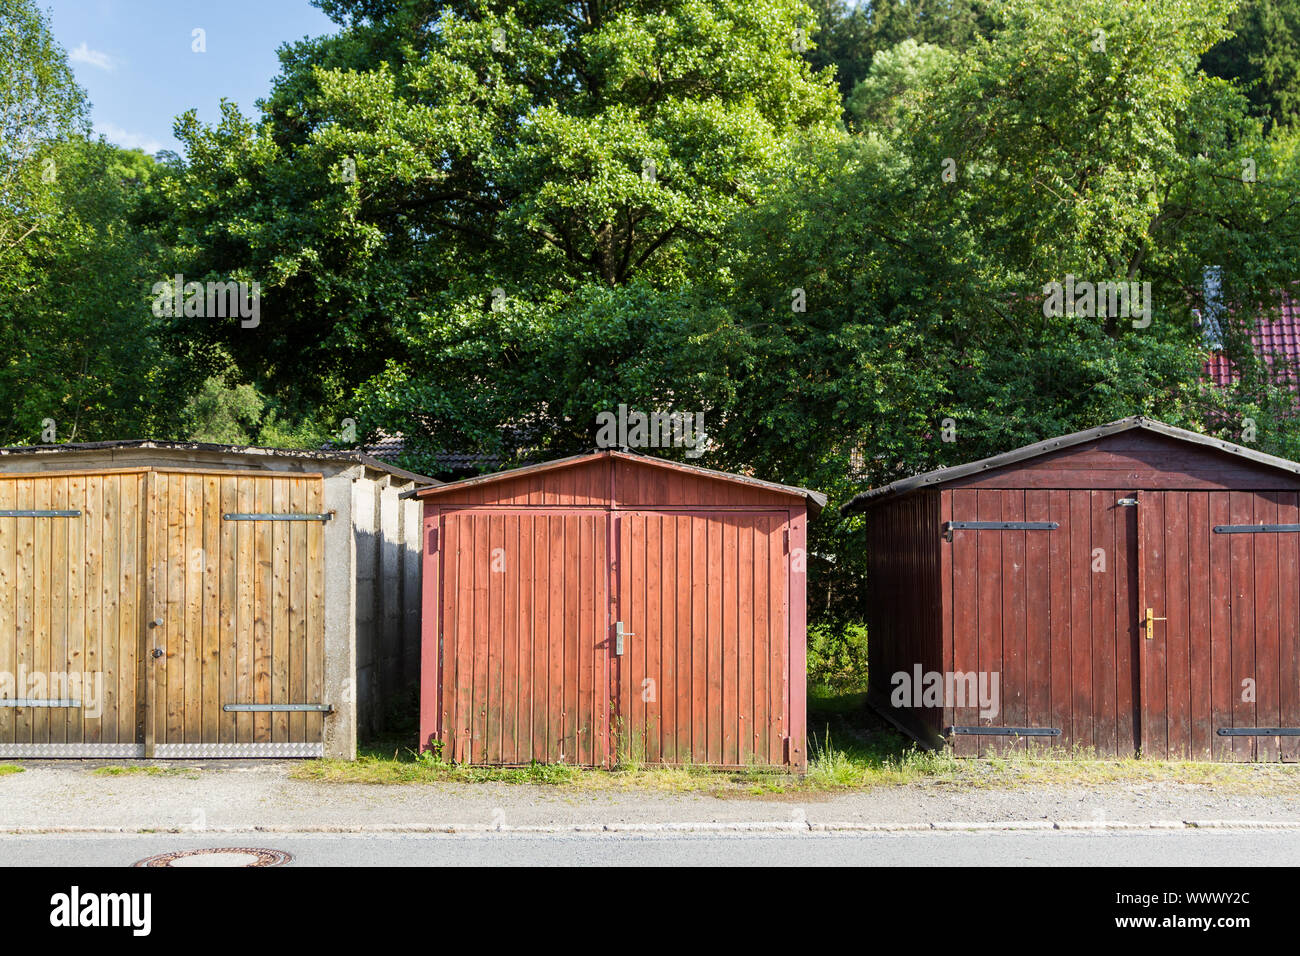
[844,416,1300,761]
[411,451,824,769]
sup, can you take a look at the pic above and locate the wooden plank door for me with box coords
[948,489,1139,757]
[614,511,789,768]
[1141,490,1300,762]
[146,472,326,757]
[434,509,610,766]
[0,472,147,757]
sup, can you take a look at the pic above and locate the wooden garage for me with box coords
[843,416,1300,761]
[0,441,434,759]
[412,451,824,770]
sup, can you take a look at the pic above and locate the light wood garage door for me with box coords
[0,469,328,758]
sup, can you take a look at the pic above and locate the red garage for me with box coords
[411,451,824,769]
[843,416,1300,761]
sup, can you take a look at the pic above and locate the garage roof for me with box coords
[842,416,1300,514]
[407,449,827,515]
[0,439,438,485]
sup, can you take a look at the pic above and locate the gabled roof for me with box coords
[841,416,1300,514]
[407,449,826,515]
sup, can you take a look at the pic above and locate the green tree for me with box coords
[1202,0,1300,130]
[0,0,87,293]
[806,0,985,102]
[164,0,842,464]
[0,139,183,444]
[716,0,1300,621]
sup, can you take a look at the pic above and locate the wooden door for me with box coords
[947,489,1140,756]
[614,511,790,768]
[0,472,147,756]
[434,509,611,766]
[145,472,327,757]
[1138,490,1300,761]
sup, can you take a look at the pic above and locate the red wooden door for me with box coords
[947,489,1141,756]
[614,511,790,767]
[1137,491,1300,761]
[435,509,611,766]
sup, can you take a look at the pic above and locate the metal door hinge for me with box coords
[943,521,1058,541]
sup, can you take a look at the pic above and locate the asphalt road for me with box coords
[2,829,1297,866]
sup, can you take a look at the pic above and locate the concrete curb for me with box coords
[3,819,1300,836]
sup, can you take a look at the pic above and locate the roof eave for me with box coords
[841,416,1300,516]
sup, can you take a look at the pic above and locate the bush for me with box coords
[807,620,869,693]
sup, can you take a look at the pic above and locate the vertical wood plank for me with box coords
[1254,493,1280,762]
[1209,492,1233,761]
[1186,493,1212,759]
[32,479,51,744]
[1002,491,1027,752]
[219,477,238,744]
[270,478,290,742]
[1278,493,1300,762]
[183,475,202,743]
[235,477,254,744]
[1024,490,1051,747]
[1228,491,1256,761]
[0,483,13,743]
[119,475,139,747]
[202,476,221,744]
[84,475,103,745]
[100,475,120,745]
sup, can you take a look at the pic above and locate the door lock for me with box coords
[615,621,634,656]
[151,647,164,659]
[1144,607,1167,641]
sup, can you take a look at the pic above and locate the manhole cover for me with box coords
[132,847,293,868]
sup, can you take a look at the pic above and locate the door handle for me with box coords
[151,647,164,660]
[1144,607,1167,641]
[615,621,634,656]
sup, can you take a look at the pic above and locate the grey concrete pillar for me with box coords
[322,471,357,760]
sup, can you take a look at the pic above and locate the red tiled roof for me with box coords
[1204,296,1300,388]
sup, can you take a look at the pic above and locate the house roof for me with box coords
[0,439,438,485]
[321,430,511,474]
[1204,296,1300,388]
[407,449,827,515]
[841,416,1300,514]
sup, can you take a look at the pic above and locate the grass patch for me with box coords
[290,692,1300,795]
[0,765,23,777]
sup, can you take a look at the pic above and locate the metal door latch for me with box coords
[151,648,164,659]
[1144,607,1167,640]
[615,621,633,656]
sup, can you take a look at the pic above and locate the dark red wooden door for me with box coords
[1138,491,1300,761]
[614,511,790,768]
[947,489,1140,756]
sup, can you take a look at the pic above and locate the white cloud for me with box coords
[68,42,115,71]
[98,123,165,155]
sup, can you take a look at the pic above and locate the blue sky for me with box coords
[43,0,339,155]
